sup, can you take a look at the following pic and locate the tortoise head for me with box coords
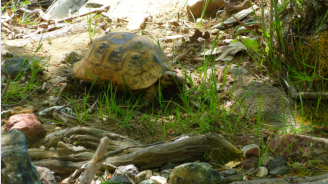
[162,69,186,87]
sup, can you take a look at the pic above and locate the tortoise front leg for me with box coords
[141,84,158,105]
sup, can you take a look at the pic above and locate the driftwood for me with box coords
[32,133,240,176]
[104,134,240,171]
[40,127,142,150]
[79,137,110,184]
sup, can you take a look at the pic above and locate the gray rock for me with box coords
[140,179,156,184]
[221,174,243,184]
[268,156,289,176]
[36,166,56,184]
[2,57,30,78]
[61,51,83,64]
[160,162,175,171]
[136,170,152,183]
[221,169,238,177]
[160,169,171,180]
[1,129,42,184]
[107,175,132,184]
[255,167,268,177]
[47,0,87,19]
[169,162,221,184]
[113,164,139,181]
[261,154,273,167]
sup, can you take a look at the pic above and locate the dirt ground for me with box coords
[1,10,255,145]
[2,3,328,182]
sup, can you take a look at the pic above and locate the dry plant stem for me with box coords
[2,87,41,107]
[183,20,192,29]
[79,137,109,184]
[281,64,298,95]
[55,83,68,104]
[45,79,67,95]
[52,110,79,127]
[23,28,45,39]
[1,76,11,100]
[237,38,265,59]
[58,98,88,111]
[174,47,191,62]
[232,15,259,34]
[38,99,86,116]
[1,23,11,33]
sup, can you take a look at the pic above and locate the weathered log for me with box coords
[33,134,241,175]
[33,159,86,175]
[40,127,141,149]
[29,148,94,162]
[104,134,241,171]
[79,137,111,184]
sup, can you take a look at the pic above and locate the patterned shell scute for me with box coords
[72,32,170,91]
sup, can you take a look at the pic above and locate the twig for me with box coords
[281,64,298,95]
[183,20,192,29]
[55,83,68,104]
[2,87,41,107]
[23,28,46,39]
[38,99,86,116]
[291,92,328,100]
[45,79,67,95]
[1,75,11,100]
[41,178,51,184]
[52,110,79,127]
[80,95,99,120]
[173,47,191,63]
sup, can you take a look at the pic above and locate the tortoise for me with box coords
[69,32,185,104]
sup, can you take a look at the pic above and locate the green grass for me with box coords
[2,42,45,105]
[87,13,101,42]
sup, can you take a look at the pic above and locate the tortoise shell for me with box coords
[71,32,171,92]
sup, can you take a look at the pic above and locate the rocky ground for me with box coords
[1,0,328,184]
